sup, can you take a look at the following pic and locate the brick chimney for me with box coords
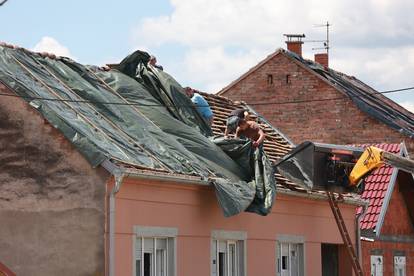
[284,34,305,57]
[314,53,329,68]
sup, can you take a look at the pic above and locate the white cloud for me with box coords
[401,101,414,113]
[32,36,74,59]
[182,47,267,92]
[130,0,414,103]
[330,46,414,90]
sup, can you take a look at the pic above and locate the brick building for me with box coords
[217,43,414,275]
[217,45,414,154]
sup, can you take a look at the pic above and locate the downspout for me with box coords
[109,170,125,276]
[355,202,368,270]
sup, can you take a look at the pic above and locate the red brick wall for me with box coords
[381,180,414,236]
[220,52,414,154]
[361,240,414,276]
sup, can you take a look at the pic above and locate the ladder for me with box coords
[326,191,363,276]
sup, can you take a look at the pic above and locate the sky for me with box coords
[1,0,413,111]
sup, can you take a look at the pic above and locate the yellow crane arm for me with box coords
[349,146,414,186]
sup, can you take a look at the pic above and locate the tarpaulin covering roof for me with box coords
[0,45,282,216]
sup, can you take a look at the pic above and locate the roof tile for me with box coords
[355,143,401,230]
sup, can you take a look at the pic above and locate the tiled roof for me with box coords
[200,92,301,191]
[355,143,401,230]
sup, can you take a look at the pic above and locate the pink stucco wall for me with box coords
[111,177,357,276]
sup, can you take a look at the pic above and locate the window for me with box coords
[134,226,177,276]
[394,256,406,276]
[276,235,304,276]
[285,74,291,85]
[267,74,273,85]
[211,230,246,276]
[277,242,304,276]
[370,255,383,276]
[321,243,338,276]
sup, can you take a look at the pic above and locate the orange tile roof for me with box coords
[355,143,401,230]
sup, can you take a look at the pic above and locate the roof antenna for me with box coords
[308,21,331,56]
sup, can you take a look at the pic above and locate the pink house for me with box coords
[0,44,364,276]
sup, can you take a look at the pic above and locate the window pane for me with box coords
[156,249,166,276]
[145,238,154,251]
[218,252,226,276]
[394,256,406,276]
[228,243,236,276]
[370,255,383,276]
[290,244,299,276]
[157,238,167,250]
[136,260,141,276]
[144,252,152,276]
[282,256,288,270]
[278,242,304,276]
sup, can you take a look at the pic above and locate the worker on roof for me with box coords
[148,55,163,71]
[235,118,265,148]
[184,87,214,126]
[224,109,251,137]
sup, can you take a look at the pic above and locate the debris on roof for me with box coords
[218,49,414,138]
[285,50,414,138]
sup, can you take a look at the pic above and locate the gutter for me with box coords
[102,160,125,276]
[123,168,210,186]
[277,187,367,206]
[356,202,369,266]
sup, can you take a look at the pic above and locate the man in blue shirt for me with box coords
[184,87,214,126]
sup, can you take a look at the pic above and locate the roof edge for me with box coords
[103,159,366,203]
[217,48,284,95]
[278,188,367,206]
[374,143,404,236]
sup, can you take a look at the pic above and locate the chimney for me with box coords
[314,53,329,68]
[284,34,305,57]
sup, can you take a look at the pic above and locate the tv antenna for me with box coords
[307,21,330,56]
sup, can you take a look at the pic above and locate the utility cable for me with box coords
[0,84,413,107]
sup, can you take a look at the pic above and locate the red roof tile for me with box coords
[355,143,401,230]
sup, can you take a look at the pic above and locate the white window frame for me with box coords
[133,226,178,276]
[276,234,305,276]
[394,255,406,276]
[211,230,247,276]
[370,255,383,276]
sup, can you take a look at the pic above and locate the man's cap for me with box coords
[226,115,240,133]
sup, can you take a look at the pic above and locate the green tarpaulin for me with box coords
[0,46,276,217]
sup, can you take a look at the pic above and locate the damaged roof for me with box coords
[218,49,414,138]
[0,43,361,207]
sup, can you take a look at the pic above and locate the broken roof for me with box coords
[0,44,362,209]
[218,49,414,138]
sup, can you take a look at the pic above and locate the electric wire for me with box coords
[0,83,413,107]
